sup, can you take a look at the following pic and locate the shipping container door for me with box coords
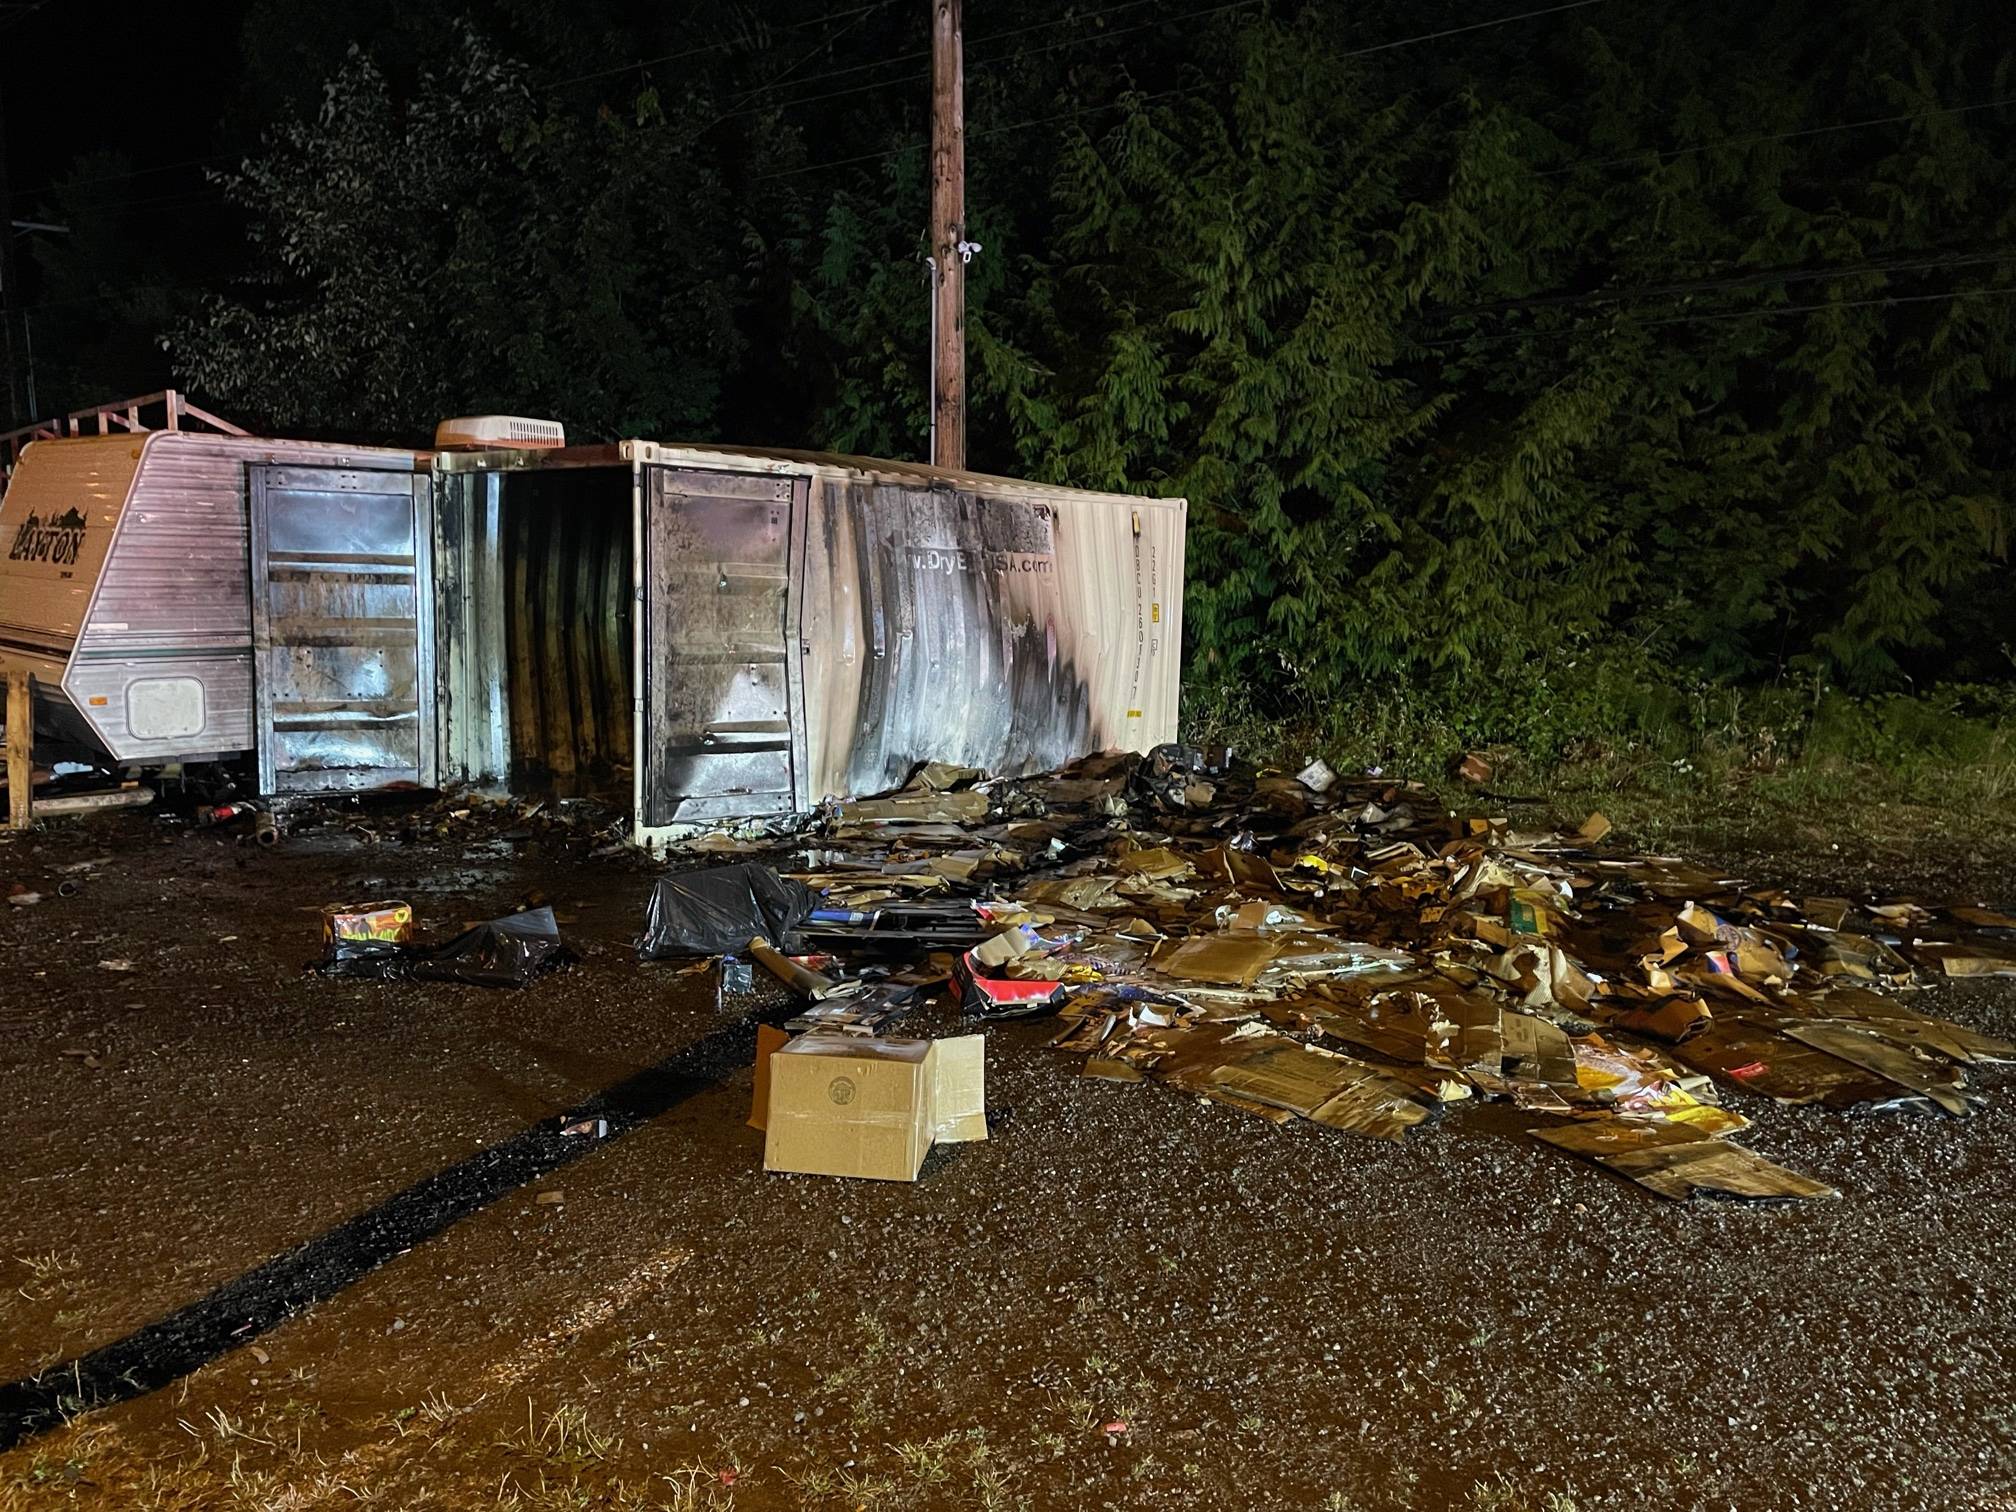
[248,464,434,794]
[641,466,796,823]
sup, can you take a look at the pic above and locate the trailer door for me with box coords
[248,464,434,794]
[640,466,796,824]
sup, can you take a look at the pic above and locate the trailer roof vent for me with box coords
[434,415,567,450]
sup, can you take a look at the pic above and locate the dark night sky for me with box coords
[3,0,265,411]
[3,0,254,212]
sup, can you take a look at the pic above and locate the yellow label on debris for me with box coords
[1127,709,1143,718]
[1151,602,1161,623]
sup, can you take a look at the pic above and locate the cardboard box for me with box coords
[747,1024,791,1131]
[321,899,414,946]
[762,1033,987,1182]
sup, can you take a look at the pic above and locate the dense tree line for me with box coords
[22,0,2016,726]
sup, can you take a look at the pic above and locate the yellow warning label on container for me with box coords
[1127,709,1143,719]
[1151,602,1161,623]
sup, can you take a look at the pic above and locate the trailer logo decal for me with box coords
[8,508,88,568]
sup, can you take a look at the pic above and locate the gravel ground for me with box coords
[0,807,2012,1511]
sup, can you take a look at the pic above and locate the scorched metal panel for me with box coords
[641,466,796,823]
[249,465,435,792]
[794,477,1185,802]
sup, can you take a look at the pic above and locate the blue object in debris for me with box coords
[809,908,878,926]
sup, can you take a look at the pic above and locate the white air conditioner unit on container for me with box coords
[434,415,567,450]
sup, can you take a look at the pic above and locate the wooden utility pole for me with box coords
[929,0,966,471]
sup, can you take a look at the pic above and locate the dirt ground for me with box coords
[1,802,2013,1511]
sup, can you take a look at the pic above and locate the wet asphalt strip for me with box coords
[0,1012,776,1453]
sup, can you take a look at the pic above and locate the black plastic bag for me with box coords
[411,907,576,987]
[318,907,577,988]
[319,937,409,980]
[638,863,816,959]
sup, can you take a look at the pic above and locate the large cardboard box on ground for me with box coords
[762,1034,987,1182]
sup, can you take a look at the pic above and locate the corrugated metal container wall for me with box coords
[796,477,1185,801]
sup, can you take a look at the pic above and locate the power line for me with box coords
[751,79,2016,198]
[757,0,1622,180]
[1418,282,2016,349]
[43,3,2009,225]
[28,267,2016,327]
[1442,249,2016,321]
[557,0,1173,96]
[752,0,897,97]
[1538,94,2016,176]
[14,0,917,201]
[4,0,1622,209]
[16,283,186,316]
[754,86,1195,181]
[1339,0,1608,58]
[717,0,1264,123]
[13,0,1229,204]
[731,0,1608,122]
[11,151,239,205]
[36,76,2014,215]
[548,0,902,88]
[0,0,51,31]
[19,185,231,222]
[1642,283,2016,327]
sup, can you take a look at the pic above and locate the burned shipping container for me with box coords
[0,428,1186,844]
[434,441,1187,843]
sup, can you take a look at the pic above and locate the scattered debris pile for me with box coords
[677,748,2016,1200]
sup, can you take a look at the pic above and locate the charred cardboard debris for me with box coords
[649,746,2015,1199]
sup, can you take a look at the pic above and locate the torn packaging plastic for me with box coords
[639,864,816,959]
[955,949,1068,1019]
[949,921,1069,1020]
[318,907,576,988]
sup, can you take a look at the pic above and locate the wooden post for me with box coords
[6,670,31,831]
[929,0,966,472]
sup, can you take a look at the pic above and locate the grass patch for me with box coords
[504,1400,618,1466]
[776,1425,1021,1510]
[1187,670,2016,872]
